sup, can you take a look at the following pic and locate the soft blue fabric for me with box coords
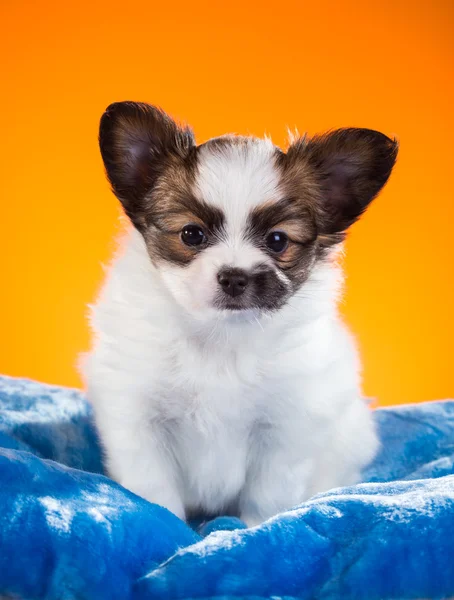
[0,375,453,599]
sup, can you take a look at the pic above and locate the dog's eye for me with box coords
[181,224,206,247]
[266,231,289,253]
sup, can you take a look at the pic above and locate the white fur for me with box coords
[82,139,379,526]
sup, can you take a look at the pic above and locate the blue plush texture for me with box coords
[0,375,453,599]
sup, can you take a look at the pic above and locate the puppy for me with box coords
[82,102,397,527]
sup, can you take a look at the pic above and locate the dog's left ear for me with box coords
[287,128,398,239]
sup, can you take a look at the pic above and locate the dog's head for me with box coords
[99,102,397,317]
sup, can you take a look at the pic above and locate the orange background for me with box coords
[1,0,453,406]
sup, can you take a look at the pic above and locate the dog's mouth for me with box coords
[213,293,287,314]
[214,296,253,312]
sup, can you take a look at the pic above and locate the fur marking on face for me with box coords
[99,102,398,314]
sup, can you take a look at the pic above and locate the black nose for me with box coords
[217,268,249,297]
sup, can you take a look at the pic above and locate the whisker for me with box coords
[254,315,265,333]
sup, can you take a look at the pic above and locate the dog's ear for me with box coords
[99,101,195,229]
[287,128,398,243]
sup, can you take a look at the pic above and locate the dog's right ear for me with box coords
[99,101,195,229]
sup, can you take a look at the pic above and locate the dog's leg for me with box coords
[239,398,378,527]
[94,404,185,520]
[239,429,312,527]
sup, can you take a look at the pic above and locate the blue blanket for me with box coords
[0,375,453,599]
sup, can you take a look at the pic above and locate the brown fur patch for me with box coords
[143,156,225,266]
[247,193,319,289]
[260,128,397,288]
[281,128,398,248]
[99,102,225,266]
[99,102,195,232]
[276,144,330,251]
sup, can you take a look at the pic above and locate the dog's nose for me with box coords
[217,268,249,297]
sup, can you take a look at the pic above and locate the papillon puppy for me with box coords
[82,102,397,526]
